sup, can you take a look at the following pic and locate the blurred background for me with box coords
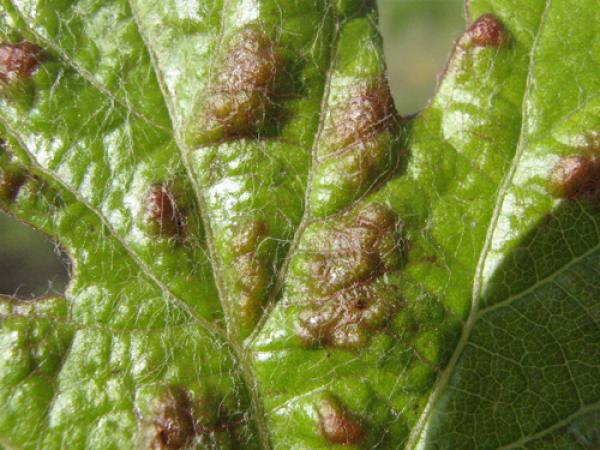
[0,0,465,298]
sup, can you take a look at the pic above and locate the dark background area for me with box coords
[0,0,465,298]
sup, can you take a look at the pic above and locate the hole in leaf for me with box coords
[378,0,466,115]
[0,211,70,298]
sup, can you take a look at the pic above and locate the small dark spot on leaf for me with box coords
[145,183,183,237]
[0,42,43,82]
[317,393,364,445]
[465,14,509,48]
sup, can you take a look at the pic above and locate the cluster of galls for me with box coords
[295,203,404,349]
[192,24,283,145]
[312,76,399,217]
[151,387,244,450]
[549,137,600,201]
[230,218,271,335]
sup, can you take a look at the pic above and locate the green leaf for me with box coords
[0,0,599,448]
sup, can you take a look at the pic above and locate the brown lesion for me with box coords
[197,24,284,144]
[144,183,185,237]
[0,41,43,82]
[549,155,600,200]
[150,387,246,450]
[152,388,195,450]
[325,76,397,156]
[463,14,509,48]
[317,393,364,445]
[231,218,272,335]
[295,204,405,349]
[547,132,600,201]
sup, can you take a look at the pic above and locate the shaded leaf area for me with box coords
[0,152,256,449]
[416,0,600,448]
[425,202,600,449]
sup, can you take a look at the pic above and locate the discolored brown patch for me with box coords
[329,77,396,152]
[231,218,272,335]
[145,183,183,237]
[0,42,43,82]
[232,218,268,255]
[317,394,364,445]
[549,154,600,200]
[149,387,246,449]
[152,388,195,450]
[201,24,283,141]
[466,14,509,48]
[296,203,404,349]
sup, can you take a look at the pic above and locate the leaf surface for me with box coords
[1,0,599,449]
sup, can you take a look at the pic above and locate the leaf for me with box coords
[0,0,599,449]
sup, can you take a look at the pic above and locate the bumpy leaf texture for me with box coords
[0,0,599,448]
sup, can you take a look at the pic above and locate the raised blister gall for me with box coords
[330,77,395,150]
[312,76,401,217]
[357,202,397,229]
[317,393,364,445]
[145,184,183,237]
[194,24,283,144]
[0,42,42,82]
[549,154,600,200]
[466,14,509,48]
[231,218,272,335]
[232,218,268,255]
[296,203,404,349]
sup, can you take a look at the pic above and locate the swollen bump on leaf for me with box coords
[144,183,184,237]
[231,218,272,336]
[311,76,402,217]
[295,204,404,349]
[328,77,396,151]
[464,14,509,48]
[191,24,283,145]
[232,218,267,255]
[148,386,246,450]
[317,393,364,445]
[0,41,43,82]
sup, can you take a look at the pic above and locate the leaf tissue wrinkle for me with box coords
[1,0,600,449]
